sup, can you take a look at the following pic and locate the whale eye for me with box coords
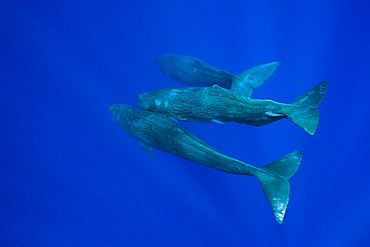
[114,105,121,115]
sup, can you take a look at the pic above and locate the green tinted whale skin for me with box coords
[137,81,327,135]
[109,104,302,224]
[155,53,279,97]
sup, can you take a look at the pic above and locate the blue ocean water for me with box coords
[1,0,369,246]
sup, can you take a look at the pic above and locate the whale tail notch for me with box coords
[284,80,327,135]
[254,151,302,224]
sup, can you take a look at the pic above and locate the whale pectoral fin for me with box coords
[140,141,153,157]
[212,119,226,124]
[266,112,284,117]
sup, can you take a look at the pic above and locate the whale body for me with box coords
[155,53,279,97]
[109,104,302,223]
[137,81,327,135]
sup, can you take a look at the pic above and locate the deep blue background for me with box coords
[1,0,369,246]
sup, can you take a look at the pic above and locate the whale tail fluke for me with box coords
[254,151,302,224]
[284,80,327,135]
[231,62,279,97]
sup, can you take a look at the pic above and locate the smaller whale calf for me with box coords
[155,53,279,97]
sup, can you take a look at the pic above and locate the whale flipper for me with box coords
[284,80,327,135]
[255,151,302,224]
[231,62,279,97]
[140,141,154,157]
